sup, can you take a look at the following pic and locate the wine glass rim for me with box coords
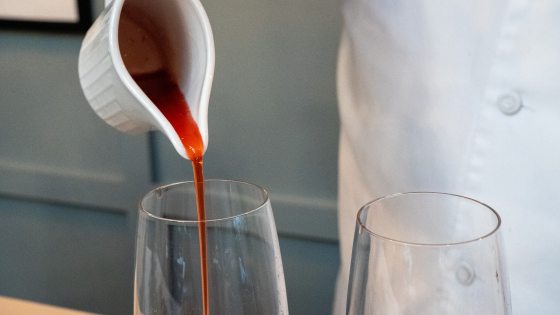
[356,192,502,247]
[139,179,270,224]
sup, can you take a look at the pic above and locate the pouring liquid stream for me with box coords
[133,70,210,315]
[119,7,210,314]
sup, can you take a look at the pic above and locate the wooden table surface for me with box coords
[0,296,96,315]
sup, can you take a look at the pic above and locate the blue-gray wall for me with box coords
[0,0,341,314]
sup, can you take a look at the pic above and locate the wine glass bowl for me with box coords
[346,192,511,315]
[134,180,289,315]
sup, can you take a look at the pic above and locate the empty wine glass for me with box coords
[346,192,511,315]
[134,180,289,315]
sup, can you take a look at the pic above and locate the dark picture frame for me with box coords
[0,0,92,32]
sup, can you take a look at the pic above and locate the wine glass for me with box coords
[346,192,511,315]
[134,180,289,315]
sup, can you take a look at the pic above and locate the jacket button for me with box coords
[496,92,523,115]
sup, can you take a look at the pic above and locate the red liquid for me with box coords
[133,70,209,315]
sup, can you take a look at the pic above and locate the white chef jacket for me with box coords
[335,1,560,314]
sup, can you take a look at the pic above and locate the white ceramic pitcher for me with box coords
[78,0,215,159]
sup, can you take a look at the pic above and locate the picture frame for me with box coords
[0,0,92,32]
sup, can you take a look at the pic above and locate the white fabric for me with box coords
[335,0,560,314]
